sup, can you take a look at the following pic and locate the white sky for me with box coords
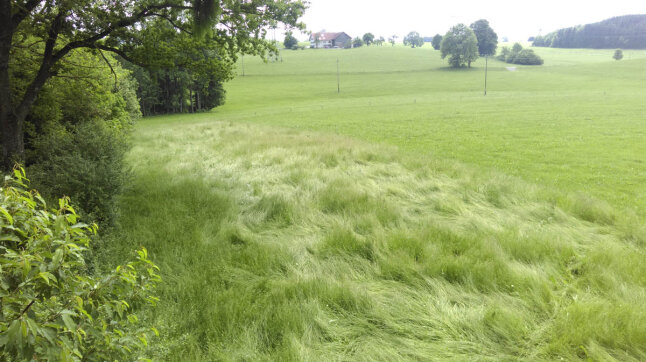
[287,0,646,42]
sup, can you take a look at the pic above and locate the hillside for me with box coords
[533,14,646,49]
[103,46,646,360]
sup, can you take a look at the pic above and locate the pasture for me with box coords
[105,45,646,360]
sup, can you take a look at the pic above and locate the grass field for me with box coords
[104,46,646,360]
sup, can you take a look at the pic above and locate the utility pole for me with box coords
[484,56,488,96]
[337,58,340,93]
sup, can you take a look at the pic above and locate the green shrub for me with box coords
[27,121,130,226]
[0,169,160,360]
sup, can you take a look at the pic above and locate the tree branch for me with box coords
[97,48,117,87]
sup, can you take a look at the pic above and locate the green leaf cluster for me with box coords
[0,169,160,361]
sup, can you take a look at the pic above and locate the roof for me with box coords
[310,32,349,41]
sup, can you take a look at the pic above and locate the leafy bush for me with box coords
[496,44,544,65]
[0,169,160,360]
[27,121,130,226]
[513,49,544,65]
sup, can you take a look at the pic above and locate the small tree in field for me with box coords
[353,37,364,48]
[404,31,424,48]
[284,31,298,49]
[441,24,479,68]
[613,49,624,60]
[363,33,375,46]
[432,34,443,50]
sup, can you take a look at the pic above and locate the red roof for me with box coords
[310,32,348,41]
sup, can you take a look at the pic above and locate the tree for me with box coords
[376,36,385,46]
[440,24,479,68]
[284,31,298,49]
[353,37,364,48]
[389,36,397,46]
[470,19,498,56]
[0,0,306,170]
[613,49,624,60]
[404,31,424,48]
[362,33,375,46]
[432,34,443,50]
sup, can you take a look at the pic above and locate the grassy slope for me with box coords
[171,45,646,216]
[106,46,646,360]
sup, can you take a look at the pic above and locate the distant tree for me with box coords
[528,36,536,42]
[389,36,397,46]
[440,24,479,68]
[512,42,523,53]
[363,33,375,46]
[470,19,498,56]
[353,37,364,48]
[404,31,424,48]
[496,46,511,61]
[613,49,624,60]
[432,34,443,50]
[502,36,509,42]
[284,31,298,49]
[375,36,386,46]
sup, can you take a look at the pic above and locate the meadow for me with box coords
[104,45,646,360]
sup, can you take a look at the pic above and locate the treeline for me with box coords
[533,15,646,49]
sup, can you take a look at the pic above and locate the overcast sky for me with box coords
[288,0,646,42]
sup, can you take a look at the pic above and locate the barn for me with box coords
[309,32,352,48]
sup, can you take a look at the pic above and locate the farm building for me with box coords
[309,32,352,48]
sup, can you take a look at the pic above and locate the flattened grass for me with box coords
[107,120,646,360]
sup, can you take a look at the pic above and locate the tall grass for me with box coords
[104,120,646,360]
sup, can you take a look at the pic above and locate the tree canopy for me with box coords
[470,19,498,56]
[362,33,375,46]
[440,24,479,68]
[0,0,307,169]
[403,31,424,48]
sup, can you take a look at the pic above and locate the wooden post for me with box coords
[336,58,341,93]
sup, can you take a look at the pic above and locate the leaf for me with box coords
[0,207,13,224]
[62,314,76,331]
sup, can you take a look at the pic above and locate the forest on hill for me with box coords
[533,14,646,49]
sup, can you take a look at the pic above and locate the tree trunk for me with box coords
[1,113,24,170]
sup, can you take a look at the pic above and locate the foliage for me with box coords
[0,0,307,169]
[497,44,544,65]
[26,121,130,226]
[362,33,375,46]
[352,37,364,48]
[613,49,624,60]
[374,36,385,46]
[470,19,498,56]
[284,31,298,49]
[403,31,424,48]
[10,46,138,226]
[440,24,479,67]
[431,34,443,50]
[0,168,160,360]
[533,15,646,49]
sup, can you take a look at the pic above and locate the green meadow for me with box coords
[105,45,646,360]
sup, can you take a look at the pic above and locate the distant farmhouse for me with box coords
[309,32,352,48]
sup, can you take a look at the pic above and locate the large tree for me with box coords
[440,24,479,68]
[0,0,306,170]
[470,19,498,56]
